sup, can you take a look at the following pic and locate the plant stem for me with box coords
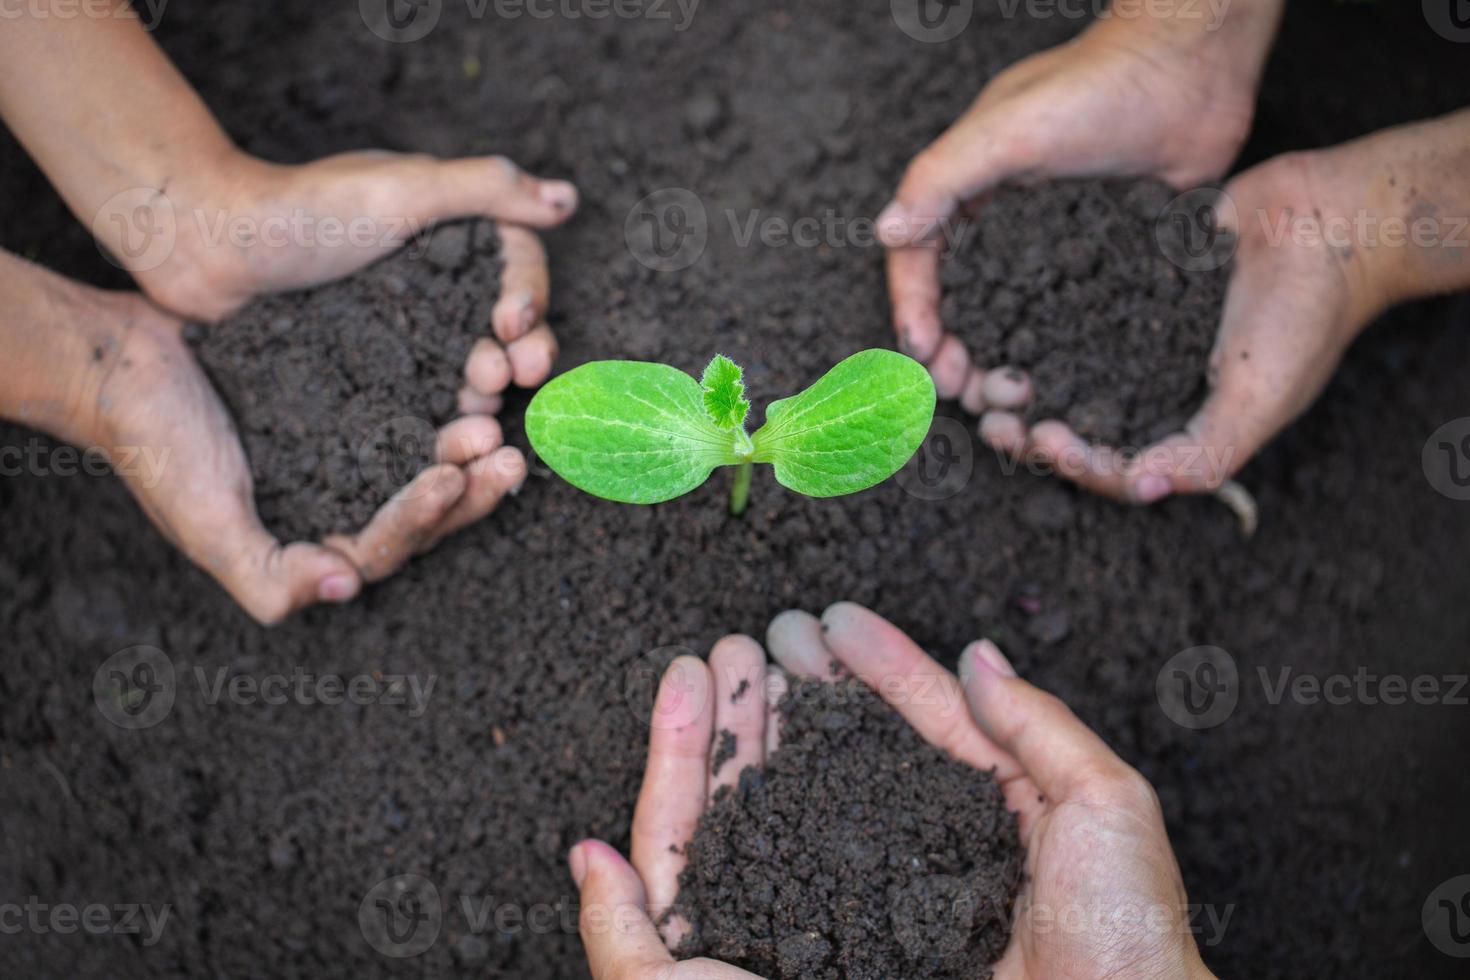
[729,460,753,517]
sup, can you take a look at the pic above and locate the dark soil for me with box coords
[942,178,1229,445]
[674,678,1021,979]
[2,3,1469,980]
[190,220,501,541]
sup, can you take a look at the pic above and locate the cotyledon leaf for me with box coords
[526,361,746,504]
[751,349,936,498]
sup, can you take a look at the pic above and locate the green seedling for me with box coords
[526,349,936,516]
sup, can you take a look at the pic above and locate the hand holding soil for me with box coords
[877,0,1283,396]
[570,603,1214,980]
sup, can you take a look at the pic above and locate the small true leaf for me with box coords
[525,361,745,504]
[700,354,750,430]
[751,349,935,498]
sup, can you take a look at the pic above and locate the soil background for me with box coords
[2,2,1469,979]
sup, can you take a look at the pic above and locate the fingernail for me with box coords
[965,639,1016,679]
[897,325,914,356]
[318,574,358,603]
[568,842,589,888]
[540,180,577,211]
[876,202,908,242]
[517,296,536,335]
[1133,474,1173,505]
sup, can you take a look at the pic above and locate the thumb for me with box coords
[432,155,579,229]
[571,840,675,980]
[877,102,1030,248]
[959,641,1137,805]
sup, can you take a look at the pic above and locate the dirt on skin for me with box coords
[941,178,1230,446]
[674,677,1021,980]
[190,220,501,541]
[1,3,1469,980]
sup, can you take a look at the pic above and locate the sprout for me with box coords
[526,349,937,516]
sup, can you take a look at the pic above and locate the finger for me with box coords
[982,367,1033,410]
[506,321,558,389]
[978,410,1027,457]
[959,639,1139,807]
[876,103,1027,248]
[218,534,362,626]
[456,386,503,417]
[418,447,527,551]
[1120,395,1260,502]
[570,840,676,978]
[465,337,512,397]
[959,367,988,415]
[930,333,971,401]
[1025,420,1132,501]
[492,225,550,343]
[818,603,1024,783]
[435,415,503,466]
[765,609,838,679]
[763,666,788,758]
[708,636,769,800]
[322,464,466,581]
[434,155,579,229]
[885,245,944,363]
[631,656,713,942]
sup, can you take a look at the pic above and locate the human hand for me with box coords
[59,286,525,625]
[569,637,774,979]
[981,108,1470,504]
[879,1,1281,402]
[130,153,575,417]
[569,603,1214,979]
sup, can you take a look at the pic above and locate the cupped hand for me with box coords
[570,604,1214,980]
[979,142,1393,505]
[879,8,1278,400]
[127,151,577,413]
[80,292,527,625]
